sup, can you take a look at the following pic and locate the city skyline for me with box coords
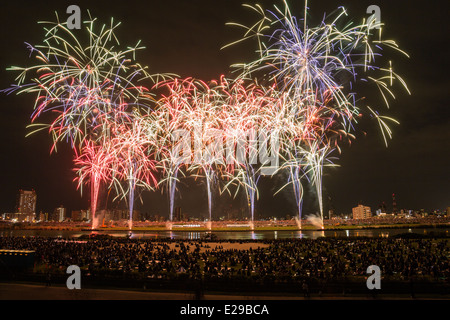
[0,0,448,217]
[4,187,447,220]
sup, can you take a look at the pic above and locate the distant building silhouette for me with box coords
[72,210,89,221]
[175,207,185,221]
[392,193,397,214]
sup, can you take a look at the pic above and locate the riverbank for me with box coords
[104,223,450,232]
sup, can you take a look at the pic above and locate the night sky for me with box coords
[0,0,448,218]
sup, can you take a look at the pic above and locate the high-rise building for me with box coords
[16,189,37,221]
[38,211,48,222]
[352,204,372,219]
[72,210,89,221]
[53,206,66,222]
[175,207,183,221]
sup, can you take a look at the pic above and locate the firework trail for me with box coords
[4,14,159,150]
[224,0,409,226]
[109,112,159,230]
[4,4,409,228]
[4,13,171,228]
[74,138,115,229]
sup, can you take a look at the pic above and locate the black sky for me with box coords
[0,0,448,217]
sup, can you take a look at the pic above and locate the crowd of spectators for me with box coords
[0,236,448,287]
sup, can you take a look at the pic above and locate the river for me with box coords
[1,227,448,240]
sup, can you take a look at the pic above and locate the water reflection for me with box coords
[1,227,448,240]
